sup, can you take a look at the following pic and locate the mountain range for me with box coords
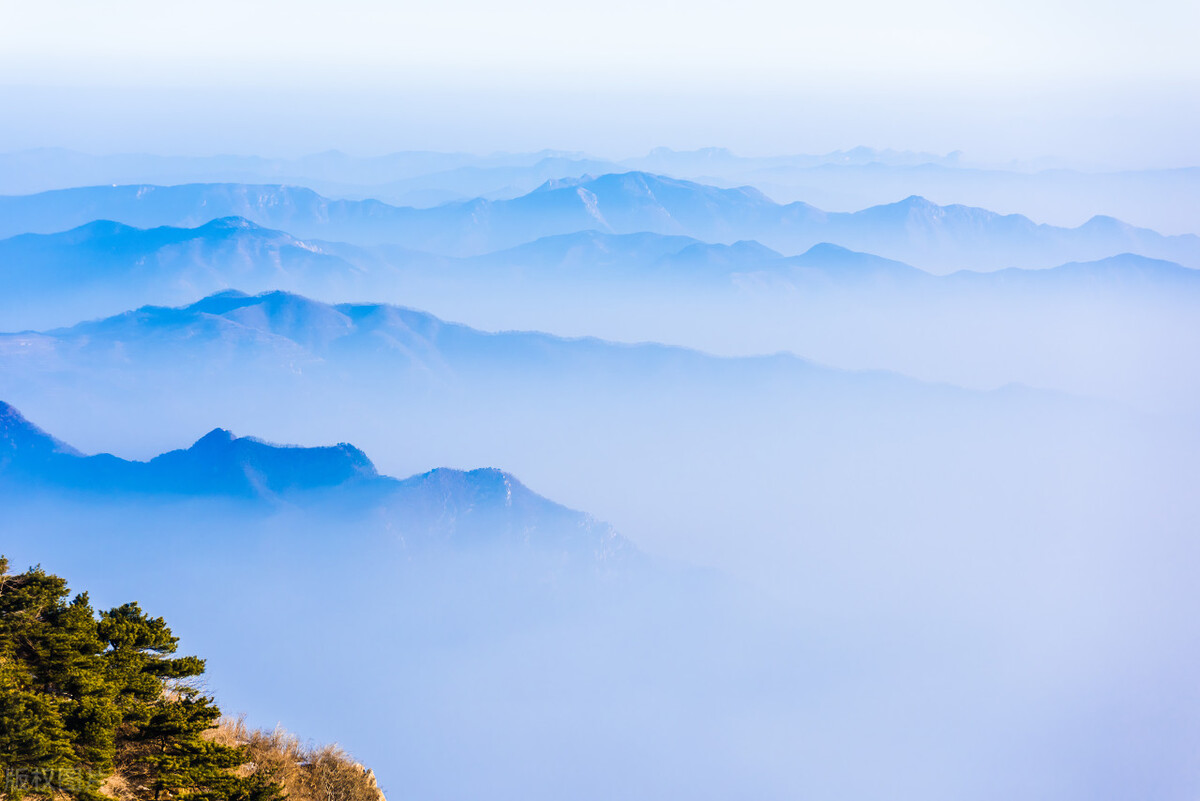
[3,151,1197,801]
[0,288,934,395]
[5,214,1198,333]
[0,399,628,561]
[6,146,1197,234]
[0,392,817,801]
[2,301,1188,801]
[0,146,957,199]
[0,148,610,198]
[0,217,378,329]
[0,288,1141,578]
[2,173,1196,271]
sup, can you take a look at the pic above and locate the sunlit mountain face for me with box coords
[2,5,1199,796]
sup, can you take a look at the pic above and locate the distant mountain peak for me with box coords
[1078,214,1135,233]
[201,288,253,300]
[895,194,939,209]
[799,242,856,258]
[196,215,264,232]
[666,239,782,267]
[789,242,925,277]
[63,219,139,238]
[0,401,633,562]
[532,175,593,192]
[192,427,238,447]
[187,290,258,315]
[184,287,338,311]
[152,426,380,494]
[1,401,379,496]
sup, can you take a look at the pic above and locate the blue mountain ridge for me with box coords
[3,289,1102,431]
[0,400,631,561]
[1,172,1195,270]
[3,216,1193,319]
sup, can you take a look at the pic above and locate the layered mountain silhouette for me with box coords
[0,216,360,288]
[0,146,1196,801]
[0,410,376,495]
[6,147,1196,235]
[0,399,629,560]
[5,214,1197,332]
[0,148,622,205]
[0,146,955,195]
[0,216,382,329]
[942,252,1200,290]
[0,289,1111,517]
[3,173,1195,271]
[2,289,925,394]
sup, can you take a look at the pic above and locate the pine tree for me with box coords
[0,558,283,801]
[0,563,100,798]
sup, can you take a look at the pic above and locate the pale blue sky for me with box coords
[1,0,1197,165]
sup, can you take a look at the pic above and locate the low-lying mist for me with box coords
[6,461,1198,801]
[2,170,1198,799]
[3,294,1198,799]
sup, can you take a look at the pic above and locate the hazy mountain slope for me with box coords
[0,397,83,462]
[0,216,351,286]
[0,146,940,196]
[2,296,1197,801]
[6,146,1195,233]
[0,183,413,243]
[0,404,804,801]
[336,156,623,206]
[620,148,1200,235]
[4,420,377,497]
[0,148,615,202]
[3,174,1195,270]
[0,289,1147,554]
[943,252,1200,290]
[1,289,932,399]
[7,217,1192,308]
[368,240,1200,412]
[0,398,627,561]
[3,216,1196,412]
[462,229,706,271]
[0,217,389,329]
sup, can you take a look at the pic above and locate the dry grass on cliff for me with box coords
[209,718,386,801]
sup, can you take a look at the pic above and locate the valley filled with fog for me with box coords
[3,147,1199,801]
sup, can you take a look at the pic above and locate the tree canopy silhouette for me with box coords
[0,557,282,801]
